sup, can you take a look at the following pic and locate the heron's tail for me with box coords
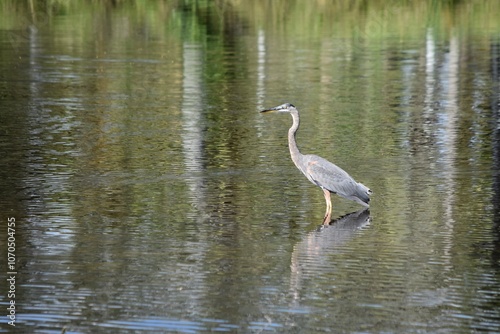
[353,183,372,207]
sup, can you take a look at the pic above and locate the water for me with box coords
[1,1,500,333]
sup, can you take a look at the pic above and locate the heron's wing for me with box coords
[304,155,358,198]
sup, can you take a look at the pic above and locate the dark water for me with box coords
[1,1,500,333]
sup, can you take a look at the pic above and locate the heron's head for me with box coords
[260,103,296,113]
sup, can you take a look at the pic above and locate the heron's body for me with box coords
[261,103,371,224]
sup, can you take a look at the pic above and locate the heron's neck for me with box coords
[288,111,302,163]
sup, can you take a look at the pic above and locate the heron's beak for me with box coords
[260,107,277,113]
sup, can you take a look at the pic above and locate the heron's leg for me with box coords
[322,188,332,225]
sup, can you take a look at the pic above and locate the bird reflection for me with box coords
[289,208,371,302]
[318,208,371,232]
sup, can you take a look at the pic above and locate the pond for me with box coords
[1,0,500,333]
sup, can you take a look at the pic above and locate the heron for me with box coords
[261,103,372,224]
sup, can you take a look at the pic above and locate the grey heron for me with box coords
[261,103,372,224]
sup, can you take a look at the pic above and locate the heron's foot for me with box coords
[322,215,332,225]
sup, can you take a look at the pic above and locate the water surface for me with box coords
[1,1,500,333]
